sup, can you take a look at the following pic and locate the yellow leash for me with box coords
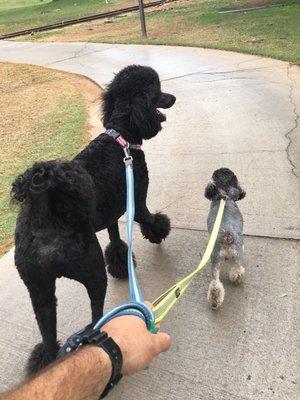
[152,199,226,324]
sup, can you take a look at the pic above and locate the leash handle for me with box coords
[93,302,155,331]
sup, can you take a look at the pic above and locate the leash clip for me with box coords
[57,325,92,358]
[123,147,133,165]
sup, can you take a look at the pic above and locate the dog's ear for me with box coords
[130,94,152,135]
[237,186,246,201]
[204,182,218,200]
[230,185,246,201]
[102,90,114,127]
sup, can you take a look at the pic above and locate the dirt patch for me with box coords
[0,238,14,257]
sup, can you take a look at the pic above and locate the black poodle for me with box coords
[12,65,176,375]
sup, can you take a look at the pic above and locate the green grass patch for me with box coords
[0,62,88,255]
[25,0,300,62]
[0,0,134,35]
[0,0,51,11]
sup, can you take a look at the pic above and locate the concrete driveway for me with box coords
[0,42,299,399]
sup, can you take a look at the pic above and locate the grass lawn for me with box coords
[0,0,52,11]
[0,62,94,256]
[18,0,300,62]
[0,0,135,36]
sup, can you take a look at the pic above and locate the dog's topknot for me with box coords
[205,167,246,201]
[212,168,238,188]
[105,65,160,99]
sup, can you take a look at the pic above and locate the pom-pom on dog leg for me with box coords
[27,341,61,376]
[229,262,245,285]
[105,240,136,279]
[24,279,60,375]
[139,212,171,244]
[207,265,225,309]
[105,222,136,279]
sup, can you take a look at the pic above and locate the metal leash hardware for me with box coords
[123,146,133,165]
[57,324,107,358]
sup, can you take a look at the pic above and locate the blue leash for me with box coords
[93,148,157,333]
[57,134,157,359]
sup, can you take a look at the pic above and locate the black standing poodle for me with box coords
[11,65,176,375]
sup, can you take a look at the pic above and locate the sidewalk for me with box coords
[0,42,299,399]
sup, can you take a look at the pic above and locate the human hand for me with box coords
[101,306,171,375]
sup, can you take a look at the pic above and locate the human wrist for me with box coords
[101,327,127,374]
[78,345,112,382]
[101,317,149,376]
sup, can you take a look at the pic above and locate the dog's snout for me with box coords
[158,92,176,109]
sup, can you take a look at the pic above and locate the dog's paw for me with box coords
[140,213,171,244]
[229,265,245,285]
[27,341,60,376]
[105,240,136,279]
[207,279,225,309]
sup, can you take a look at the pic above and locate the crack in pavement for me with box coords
[161,64,286,82]
[160,194,187,212]
[117,220,300,241]
[170,224,300,242]
[45,45,118,66]
[190,76,255,84]
[73,42,88,59]
[285,64,299,178]
[146,149,287,156]
[236,56,263,68]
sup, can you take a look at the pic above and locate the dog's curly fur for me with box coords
[12,65,176,374]
[205,168,246,309]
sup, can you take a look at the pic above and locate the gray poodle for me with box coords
[205,168,246,309]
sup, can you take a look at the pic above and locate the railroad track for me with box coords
[0,0,177,40]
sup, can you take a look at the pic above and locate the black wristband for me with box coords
[99,335,123,398]
[57,325,123,398]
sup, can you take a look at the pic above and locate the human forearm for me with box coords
[1,346,111,400]
[1,310,171,400]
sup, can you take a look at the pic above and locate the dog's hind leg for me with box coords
[105,222,136,279]
[229,259,245,285]
[84,271,107,323]
[207,262,225,309]
[24,277,60,376]
[72,234,107,323]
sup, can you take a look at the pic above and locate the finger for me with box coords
[153,332,171,355]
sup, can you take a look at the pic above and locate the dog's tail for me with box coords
[219,231,234,245]
[11,160,96,231]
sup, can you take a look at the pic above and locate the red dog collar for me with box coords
[105,129,142,150]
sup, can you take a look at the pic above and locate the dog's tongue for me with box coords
[156,109,166,122]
